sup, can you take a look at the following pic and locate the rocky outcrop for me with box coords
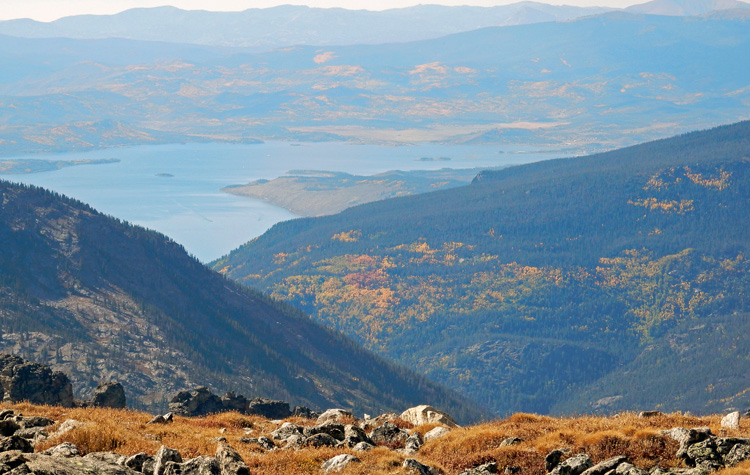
[321,454,360,473]
[89,382,127,409]
[400,405,458,428]
[0,354,74,407]
[169,387,295,419]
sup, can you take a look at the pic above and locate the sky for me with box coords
[1,0,644,22]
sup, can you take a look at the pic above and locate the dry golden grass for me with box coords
[5,403,750,475]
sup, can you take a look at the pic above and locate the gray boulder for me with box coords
[721,412,741,430]
[403,458,439,475]
[321,454,361,473]
[580,456,627,475]
[246,398,292,419]
[0,436,33,453]
[271,422,303,441]
[549,453,593,475]
[24,453,140,475]
[614,462,647,475]
[163,456,220,475]
[169,387,224,417]
[459,462,499,475]
[239,436,275,450]
[215,442,250,475]
[42,442,80,458]
[352,441,375,452]
[725,443,750,467]
[546,449,567,472]
[403,433,423,455]
[499,437,522,447]
[369,421,409,446]
[220,392,247,413]
[124,453,149,472]
[317,409,355,425]
[305,422,345,441]
[292,406,318,419]
[0,354,74,407]
[90,382,127,409]
[0,451,29,474]
[424,426,451,442]
[304,433,338,448]
[401,405,458,428]
[153,446,183,475]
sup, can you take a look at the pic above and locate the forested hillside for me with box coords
[0,180,484,423]
[215,121,750,416]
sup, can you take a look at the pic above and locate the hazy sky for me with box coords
[1,0,643,22]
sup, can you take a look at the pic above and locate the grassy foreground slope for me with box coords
[0,180,483,423]
[215,120,750,416]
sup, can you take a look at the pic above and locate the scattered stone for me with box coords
[163,456,220,475]
[580,455,627,475]
[54,419,85,437]
[220,392,247,413]
[662,428,691,445]
[282,434,307,449]
[125,453,149,472]
[317,408,355,425]
[246,398,291,419]
[341,424,372,447]
[499,437,522,447]
[153,446,183,475]
[216,441,250,475]
[549,453,593,475]
[23,453,140,475]
[0,354,74,407]
[424,426,451,442]
[725,442,750,466]
[402,432,423,454]
[0,435,33,453]
[85,451,127,465]
[369,421,409,445]
[305,421,345,441]
[304,433,338,448]
[271,422,303,441]
[148,413,174,425]
[0,410,15,420]
[14,426,47,441]
[352,441,375,452]
[401,405,458,428]
[459,462,499,475]
[169,387,224,417]
[42,442,80,458]
[0,420,20,437]
[505,467,521,474]
[546,449,567,472]
[0,451,29,474]
[403,458,439,475]
[292,406,318,419]
[638,411,663,418]
[721,412,741,430]
[321,454,361,473]
[614,462,647,475]
[90,381,127,409]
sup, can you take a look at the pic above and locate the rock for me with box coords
[216,442,250,475]
[340,424,372,447]
[721,412,741,430]
[499,437,522,447]
[0,419,20,436]
[321,454,361,473]
[304,433,338,448]
[125,453,149,472]
[23,453,140,475]
[0,354,74,407]
[725,442,750,466]
[546,449,567,472]
[684,439,721,467]
[614,462,647,475]
[15,426,48,441]
[169,387,224,417]
[90,382,127,409]
[549,453,593,475]
[246,397,292,419]
[54,419,85,436]
[85,451,127,465]
[369,421,409,445]
[149,415,168,424]
[0,435,33,453]
[220,392,248,413]
[282,434,307,449]
[403,458,439,475]
[424,426,451,442]
[18,416,54,429]
[638,411,663,418]
[675,428,714,459]
[42,442,80,457]
[402,432,423,455]
[580,456,627,475]
[292,406,318,419]
[662,428,691,444]
[715,437,750,455]
[505,467,521,475]
[240,436,275,450]
[0,451,29,474]
[353,441,375,452]
[271,422,303,441]
[459,462,499,475]
[305,421,346,440]
[154,446,183,475]
[317,408,355,425]
[0,409,15,419]
[401,405,458,428]
[163,456,220,475]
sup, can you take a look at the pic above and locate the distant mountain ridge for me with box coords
[0,3,612,48]
[0,180,484,423]
[214,120,750,416]
[627,0,750,15]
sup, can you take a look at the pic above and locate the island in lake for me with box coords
[223,167,503,217]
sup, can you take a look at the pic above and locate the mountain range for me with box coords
[214,120,750,416]
[0,180,484,423]
[2,12,750,156]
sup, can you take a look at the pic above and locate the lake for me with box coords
[0,142,562,262]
